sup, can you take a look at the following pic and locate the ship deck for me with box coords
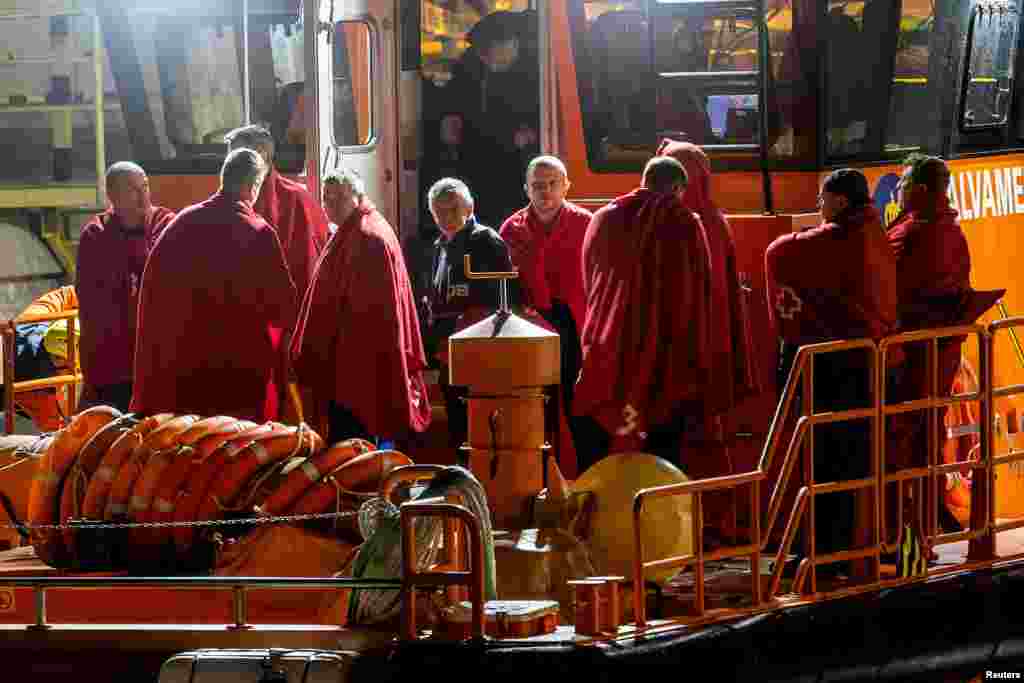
[2,526,1024,681]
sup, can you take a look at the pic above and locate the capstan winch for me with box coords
[448,255,560,529]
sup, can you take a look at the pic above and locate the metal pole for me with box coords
[29,585,49,630]
[242,0,251,124]
[93,11,106,207]
[229,585,250,630]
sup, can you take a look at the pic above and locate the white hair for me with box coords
[428,177,474,209]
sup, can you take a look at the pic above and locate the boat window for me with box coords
[825,0,940,160]
[960,2,1019,132]
[332,21,373,148]
[99,8,307,173]
[571,0,787,173]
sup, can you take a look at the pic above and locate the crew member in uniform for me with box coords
[290,168,432,445]
[572,156,713,473]
[765,168,897,573]
[77,161,175,412]
[500,155,591,459]
[132,148,298,422]
[426,177,516,449]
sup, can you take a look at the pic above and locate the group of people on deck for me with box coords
[72,124,980,552]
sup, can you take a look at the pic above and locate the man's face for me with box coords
[818,189,848,222]
[324,181,358,226]
[431,193,472,238]
[526,165,569,220]
[107,172,151,222]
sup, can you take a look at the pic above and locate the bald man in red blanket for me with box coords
[572,156,713,473]
[77,161,175,412]
[132,148,298,422]
[290,168,431,445]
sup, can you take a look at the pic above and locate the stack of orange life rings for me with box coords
[25,407,415,570]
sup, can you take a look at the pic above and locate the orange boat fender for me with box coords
[288,450,414,517]
[79,413,175,522]
[27,405,122,566]
[191,423,324,534]
[104,414,199,520]
[258,437,373,516]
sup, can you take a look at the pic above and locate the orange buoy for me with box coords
[27,405,122,566]
[80,413,174,522]
[258,437,374,516]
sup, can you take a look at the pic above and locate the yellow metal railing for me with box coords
[3,308,82,435]
[631,324,1005,630]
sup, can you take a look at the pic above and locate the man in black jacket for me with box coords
[426,177,516,449]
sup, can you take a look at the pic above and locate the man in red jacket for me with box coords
[290,168,431,444]
[766,168,898,572]
[76,161,175,411]
[573,156,713,473]
[500,155,591,459]
[224,124,329,298]
[132,148,298,422]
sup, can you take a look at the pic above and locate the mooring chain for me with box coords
[0,509,359,532]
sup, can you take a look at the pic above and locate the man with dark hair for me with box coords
[766,168,898,575]
[224,124,329,298]
[887,156,995,539]
[291,168,431,445]
[132,148,298,422]
[76,162,175,412]
[572,155,713,472]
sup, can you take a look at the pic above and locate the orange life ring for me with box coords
[103,414,199,520]
[189,424,323,539]
[27,405,122,566]
[79,413,174,522]
[59,413,139,552]
[287,450,413,525]
[170,422,283,552]
[144,419,260,548]
[943,362,980,529]
[258,437,375,516]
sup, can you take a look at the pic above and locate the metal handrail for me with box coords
[400,497,487,641]
[0,575,402,631]
[630,325,1006,629]
[877,325,991,559]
